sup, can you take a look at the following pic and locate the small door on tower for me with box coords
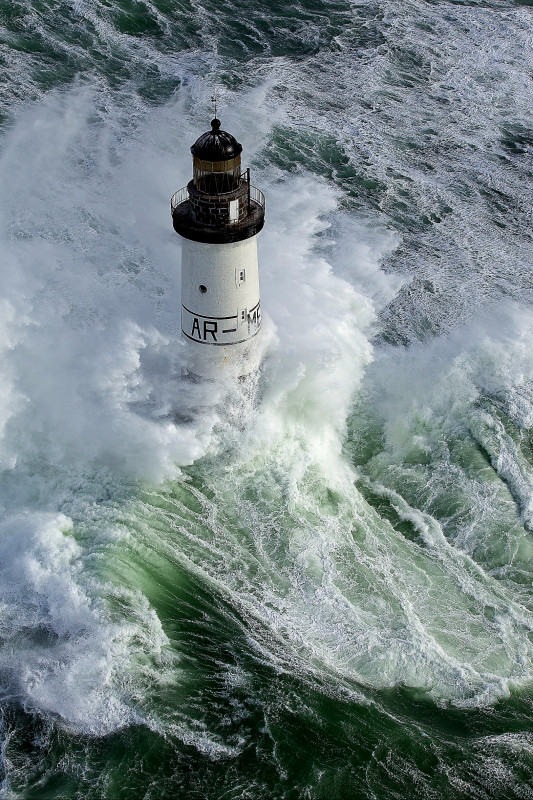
[229,198,239,223]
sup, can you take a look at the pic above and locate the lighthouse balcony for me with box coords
[171,179,265,245]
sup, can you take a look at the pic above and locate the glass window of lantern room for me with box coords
[193,156,241,193]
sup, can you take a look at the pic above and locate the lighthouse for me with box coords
[171,118,265,378]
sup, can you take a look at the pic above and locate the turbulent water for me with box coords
[1,0,533,797]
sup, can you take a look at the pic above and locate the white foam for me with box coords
[0,90,218,487]
[0,511,132,734]
[0,82,397,735]
[3,68,532,738]
[167,300,533,708]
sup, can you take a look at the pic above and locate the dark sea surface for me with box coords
[1,0,533,797]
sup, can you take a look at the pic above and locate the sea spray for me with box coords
[0,84,390,744]
[1,2,533,795]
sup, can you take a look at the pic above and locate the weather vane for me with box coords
[211,89,218,120]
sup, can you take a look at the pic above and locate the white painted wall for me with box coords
[181,236,262,377]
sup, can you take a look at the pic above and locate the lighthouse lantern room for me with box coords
[171,118,265,378]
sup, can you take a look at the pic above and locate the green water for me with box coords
[1,0,533,797]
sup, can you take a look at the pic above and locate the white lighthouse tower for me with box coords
[171,117,265,378]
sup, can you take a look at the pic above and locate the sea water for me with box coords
[0,1,533,797]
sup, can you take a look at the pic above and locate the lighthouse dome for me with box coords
[191,118,243,161]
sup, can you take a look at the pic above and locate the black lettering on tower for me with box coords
[203,321,218,341]
[191,317,201,338]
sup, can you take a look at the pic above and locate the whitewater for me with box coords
[1,0,533,797]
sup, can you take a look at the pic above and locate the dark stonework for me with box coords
[188,180,248,226]
[172,199,265,244]
[172,178,265,244]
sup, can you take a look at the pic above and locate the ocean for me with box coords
[1,0,533,797]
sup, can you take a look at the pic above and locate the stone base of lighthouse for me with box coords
[181,237,262,379]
